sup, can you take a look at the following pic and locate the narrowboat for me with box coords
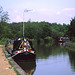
[5,38,36,61]
[59,37,70,42]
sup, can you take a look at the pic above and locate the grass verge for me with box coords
[8,61,20,75]
[65,41,75,51]
[66,41,75,47]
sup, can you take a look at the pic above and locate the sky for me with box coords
[0,0,75,24]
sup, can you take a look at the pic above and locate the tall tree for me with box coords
[0,6,9,22]
[68,17,75,41]
[0,6,9,39]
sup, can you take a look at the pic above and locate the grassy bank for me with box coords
[65,41,75,51]
[66,41,75,47]
[8,61,20,75]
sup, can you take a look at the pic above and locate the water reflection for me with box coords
[33,43,67,59]
[59,42,66,46]
[15,60,36,75]
[68,51,75,72]
[34,43,70,75]
[33,41,75,75]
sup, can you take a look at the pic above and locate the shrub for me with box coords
[0,38,10,45]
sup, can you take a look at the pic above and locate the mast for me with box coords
[23,9,32,39]
[23,19,24,39]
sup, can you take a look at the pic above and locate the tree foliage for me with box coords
[68,17,75,41]
[0,21,69,41]
[0,6,9,22]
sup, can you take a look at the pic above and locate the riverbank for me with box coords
[65,42,75,51]
[0,45,16,75]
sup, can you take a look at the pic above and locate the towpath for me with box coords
[0,45,16,75]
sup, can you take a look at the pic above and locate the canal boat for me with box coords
[5,38,36,61]
[59,37,70,42]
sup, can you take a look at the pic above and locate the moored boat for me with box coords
[5,38,36,61]
[59,37,70,42]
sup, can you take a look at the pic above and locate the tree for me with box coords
[0,6,9,39]
[68,17,75,41]
[40,22,52,39]
[0,6,9,22]
[24,22,36,39]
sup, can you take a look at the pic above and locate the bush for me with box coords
[71,37,75,42]
[0,38,10,45]
[44,36,54,44]
[44,36,54,41]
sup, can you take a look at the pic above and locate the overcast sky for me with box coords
[0,0,75,24]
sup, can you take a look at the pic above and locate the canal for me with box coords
[15,42,75,75]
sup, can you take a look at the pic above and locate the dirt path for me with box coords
[0,45,16,75]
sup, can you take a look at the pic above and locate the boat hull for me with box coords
[12,52,36,61]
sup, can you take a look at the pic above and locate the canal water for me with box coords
[15,42,75,75]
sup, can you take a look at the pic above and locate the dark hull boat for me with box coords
[5,38,36,61]
[59,37,70,42]
[13,50,36,61]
